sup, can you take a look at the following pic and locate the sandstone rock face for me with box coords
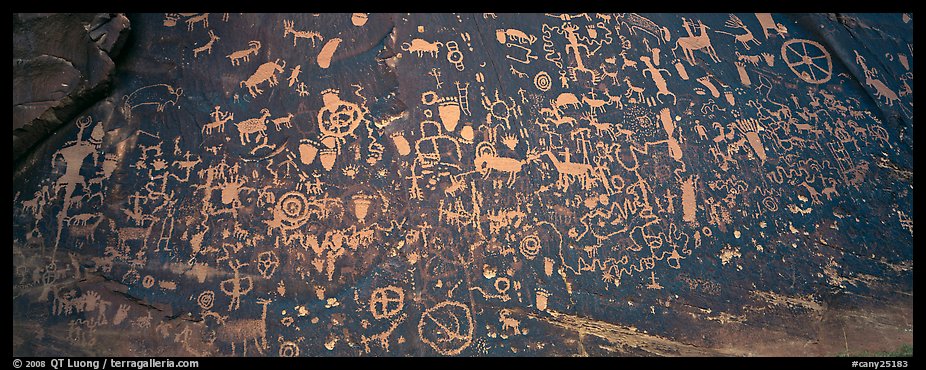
[12,13,913,357]
[12,13,130,161]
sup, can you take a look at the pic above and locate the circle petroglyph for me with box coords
[418,301,474,356]
[370,286,405,320]
[197,290,215,310]
[276,191,310,229]
[534,71,552,92]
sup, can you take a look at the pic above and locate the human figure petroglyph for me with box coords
[674,18,720,65]
[428,68,443,89]
[282,20,323,47]
[227,41,261,66]
[202,106,234,135]
[559,22,597,77]
[51,116,104,252]
[640,55,676,105]
[220,260,253,311]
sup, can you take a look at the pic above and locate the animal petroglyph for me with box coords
[241,59,286,97]
[401,38,442,57]
[122,84,183,121]
[674,18,720,65]
[12,12,913,358]
[227,41,261,66]
[283,20,323,47]
[193,30,220,57]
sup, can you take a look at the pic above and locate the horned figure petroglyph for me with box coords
[581,91,613,114]
[474,142,533,186]
[619,50,638,70]
[227,41,261,66]
[673,18,720,65]
[499,309,522,335]
[235,108,272,144]
[583,113,630,141]
[624,77,645,102]
[122,84,183,121]
[496,28,536,44]
[66,214,105,242]
[855,51,901,107]
[715,14,761,50]
[539,107,576,127]
[240,59,286,97]
[401,38,443,57]
[66,213,100,227]
[193,30,220,57]
[283,20,323,47]
[536,150,606,191]
[821,177,840,200]
[736,51,762,66]
[217,298,271,355]
[616,13,672,45]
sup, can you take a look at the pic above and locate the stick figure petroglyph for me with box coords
[220,260,253,311]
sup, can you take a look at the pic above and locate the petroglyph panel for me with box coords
[13,13,913,357]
